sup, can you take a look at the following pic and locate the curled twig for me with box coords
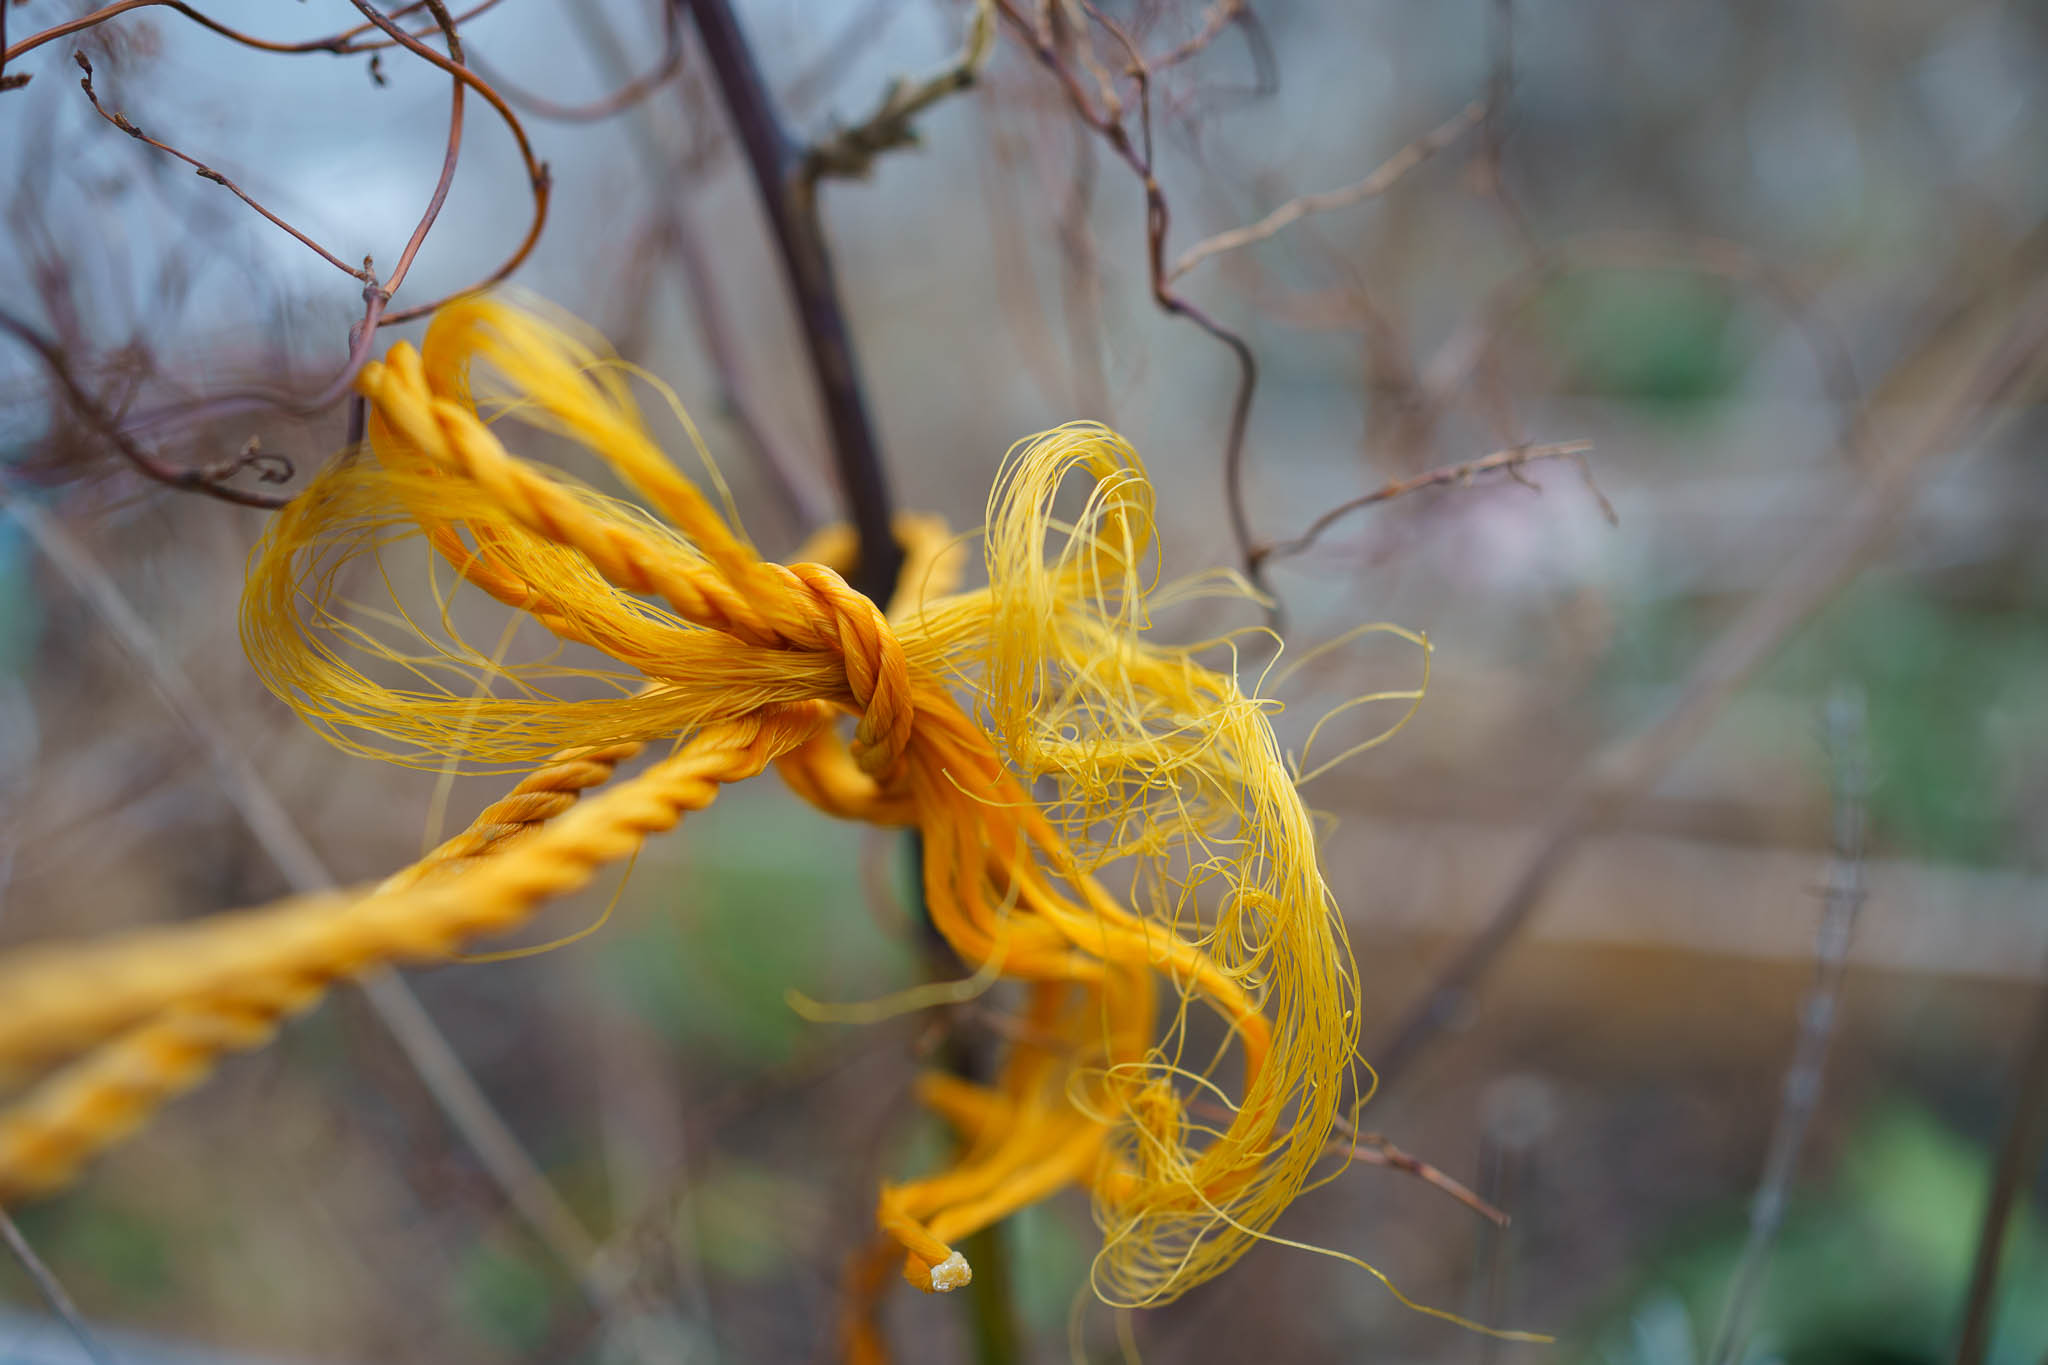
[470,2,686,124]
[1167,100,1485,283]
[4,0,506,65]
[345,0,552,325]
[994,0,1267,580]
[73,51,369,281]
[1253,441,1605,568]
[0,307,295,508]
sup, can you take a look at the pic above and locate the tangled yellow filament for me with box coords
[0,298,1363,1334]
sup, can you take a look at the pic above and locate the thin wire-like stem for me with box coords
[344,0,552,325]
[74,53,368,281]
[362,0,465,302]
[0,1206,118,1365]
[1167,100,1485,283]
[1708,685,1870,1365]
[1254,441,1599,566]
[473,2,684,124]
[0,308,295,508]
[1950,952,2048,1365]
[2,0,503,63]
[993,0,1268,583]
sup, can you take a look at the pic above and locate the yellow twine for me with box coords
[0,296,1484,1350]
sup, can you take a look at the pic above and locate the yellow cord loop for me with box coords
[0,297,1369,1335]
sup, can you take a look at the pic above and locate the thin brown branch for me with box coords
[1253,440,1599,567]
[1152,0,1245,72]
[0,308,294,508]
[3,0,504,64]
[1337,1120,1511,1229]
[346,0,553,325]
[72,52,369,282]
[366,0,465,302]
[343,0,509,54]
[1368,277,2048,1092]
[1167,100,1485,283]
[1188,1097,1508,1226]
[994,0,1267,582]
[470,3,685,124]
[799,0,994,187]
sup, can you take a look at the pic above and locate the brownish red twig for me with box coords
[72,52,369,282]
[1253,441,1604,568]
[470,2,685,124]
[0,309,294,508]
[994,0,1266,579]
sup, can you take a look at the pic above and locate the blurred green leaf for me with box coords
[11,1197,174,1308]
[600,785,918,1067]
[685,1162,821,1282]
[1543,273,1745,413]
[451,1239,558,1356]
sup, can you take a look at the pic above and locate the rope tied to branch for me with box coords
[0,297,1371,1345]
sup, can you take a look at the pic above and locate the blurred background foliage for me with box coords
[1,1,2046,1362]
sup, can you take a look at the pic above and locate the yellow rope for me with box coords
[0,737,652,1200]
[0,710,818,1202]
[0,296,1368,1333]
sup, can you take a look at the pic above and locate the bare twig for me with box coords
[1950,949,2048,1365]
[1252,440,1599,567]
[1339,1121,1511,1229]
[73,52,369,281]
[994,0,1267,581]
[361,0,466,303]
[14,0,549,504]
[0,1206,118,1365]
[1167,100,1485,283]
[799,0,994,186]
[0,308,295,508]
[3,0,505,65]
[1708,685,1870,1365]
[0,496,632,1335]
[472,2,685,124]
[1153,0,1247,72]
[1368,280,2048,1090]
[344,0,553,323]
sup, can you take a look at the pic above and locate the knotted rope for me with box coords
[0,298,1364,1345]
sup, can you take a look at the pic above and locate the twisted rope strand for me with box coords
[0,708,824,1201]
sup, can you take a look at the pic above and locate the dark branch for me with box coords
[679,0,901,602]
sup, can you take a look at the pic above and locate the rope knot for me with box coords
[785,562,915,778]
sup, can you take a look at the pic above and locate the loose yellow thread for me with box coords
[0,296,1500,1352]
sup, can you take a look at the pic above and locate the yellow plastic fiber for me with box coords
[0,297,1380,1350]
